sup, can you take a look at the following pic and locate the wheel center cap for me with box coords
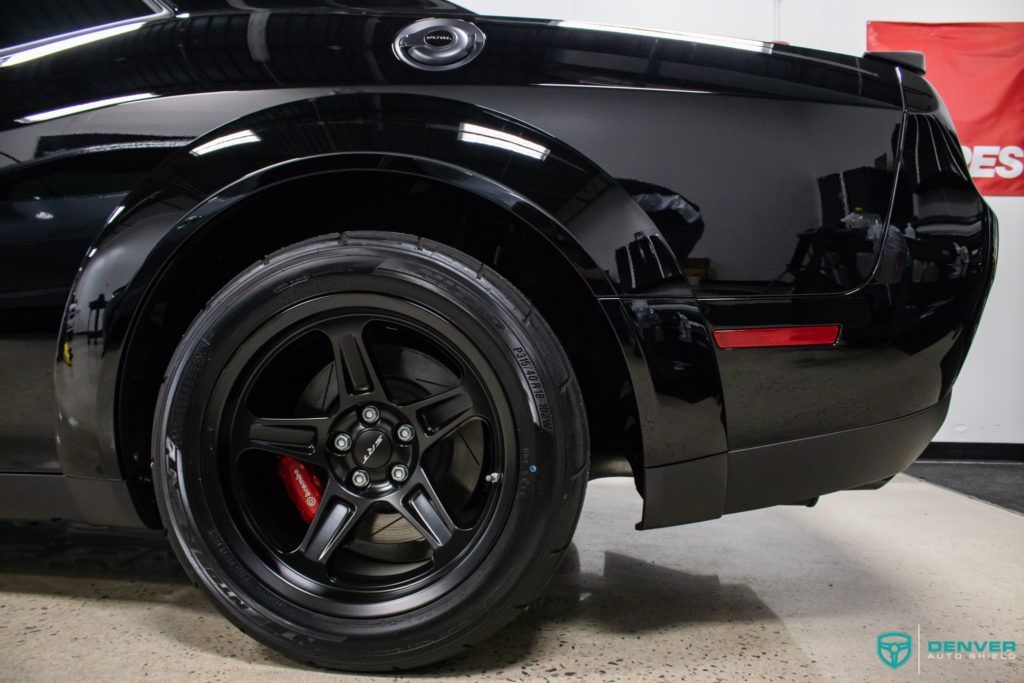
[354,429,392,469]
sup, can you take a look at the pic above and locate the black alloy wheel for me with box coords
[153,233,588,670]
[216,297,512,616]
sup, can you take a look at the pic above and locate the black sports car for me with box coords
[0,0,995,671]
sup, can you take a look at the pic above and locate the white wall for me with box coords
[460,0,1024,444]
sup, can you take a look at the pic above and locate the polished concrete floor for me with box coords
[1,475,1022,682]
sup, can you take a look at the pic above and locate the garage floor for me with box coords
[1,475,1021,682]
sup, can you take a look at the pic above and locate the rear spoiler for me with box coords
[864,51,926,74]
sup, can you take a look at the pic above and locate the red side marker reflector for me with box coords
[713,325,841,349]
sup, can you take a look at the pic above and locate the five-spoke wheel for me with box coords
[221,304,510,611]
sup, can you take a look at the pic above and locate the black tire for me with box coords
[152,232,588,671]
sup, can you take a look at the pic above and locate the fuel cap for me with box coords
[393,18,485,71]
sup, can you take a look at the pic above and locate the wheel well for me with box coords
[119,171,642,525]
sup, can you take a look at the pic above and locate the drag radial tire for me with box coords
[152,232,588,671]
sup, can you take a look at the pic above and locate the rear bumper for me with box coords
[639,394,950,529]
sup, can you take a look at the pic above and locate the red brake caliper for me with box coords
[277,456,324,523]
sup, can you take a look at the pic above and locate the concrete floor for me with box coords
[1,475,1022,682]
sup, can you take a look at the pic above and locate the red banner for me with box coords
[867,21,1024,196]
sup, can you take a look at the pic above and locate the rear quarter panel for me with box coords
[2,10,986,491]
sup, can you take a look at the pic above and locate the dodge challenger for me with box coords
[0,0,995,671]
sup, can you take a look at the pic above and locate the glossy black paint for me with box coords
[0,4,994,528]
[639,393,951,529]
[615,298,726,466]
[55,94,632,485]
[705,75,994,449]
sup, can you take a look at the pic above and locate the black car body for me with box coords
[0,0,995,670]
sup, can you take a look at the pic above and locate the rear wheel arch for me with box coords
[118,166,643,526]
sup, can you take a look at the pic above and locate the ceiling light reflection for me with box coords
[15,93,158,124]
[189,129,261,156]
[0,22,145,68]
[554,20,770,54]
[458,123,549,160]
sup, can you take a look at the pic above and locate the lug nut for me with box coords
[351,469,370,488]
[396,424,415,443]
[333,433,352,451]
[390,464,409,483]
[361,405,380,424]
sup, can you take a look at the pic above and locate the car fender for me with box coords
[54,92,671,485]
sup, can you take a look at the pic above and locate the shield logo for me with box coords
[877,631,913,669]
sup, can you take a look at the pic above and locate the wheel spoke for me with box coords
[221,303,512,601]
[298,482,363,564]
[241,414,330,465]
[322,320,386,407]
[405,386,479,444]
[398,472,457,549]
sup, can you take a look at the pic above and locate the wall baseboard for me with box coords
[919,442,1024,462]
